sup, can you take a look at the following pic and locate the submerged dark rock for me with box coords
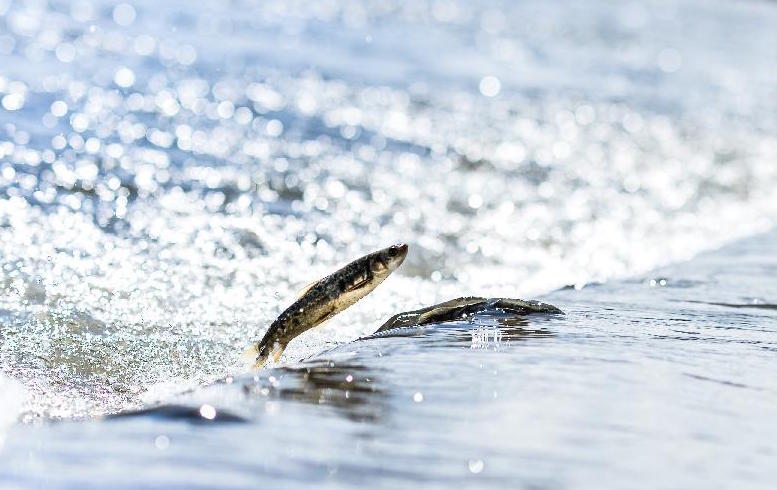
[105,404,247,424]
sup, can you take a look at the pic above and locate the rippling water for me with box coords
[0,0,776,487]
[2,230,776,489]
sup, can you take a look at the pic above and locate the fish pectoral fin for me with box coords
[271,343,285,363]
[313,308,337,328]
[346,276,372,292]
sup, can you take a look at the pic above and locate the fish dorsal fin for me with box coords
[296,279,322,299]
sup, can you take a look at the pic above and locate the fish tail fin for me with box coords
[240,343,260,367]
[241,341,287,369]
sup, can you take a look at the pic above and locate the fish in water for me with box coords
[368,296,563,337]
[247,243,409,368]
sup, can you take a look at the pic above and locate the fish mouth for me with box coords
[393,243,409,258]
[386,243,409,270]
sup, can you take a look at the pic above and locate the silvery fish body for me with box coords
[369,296,563,337]
[248,243,408,368]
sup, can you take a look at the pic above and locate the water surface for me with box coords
[2,230,776,489]
[1,0,777,487]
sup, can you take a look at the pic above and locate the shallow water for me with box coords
[1,0,777,487]
[2,229,776,489]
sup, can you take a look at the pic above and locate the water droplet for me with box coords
[1,93,24,111]
[199,404,216,420]
[55,43,76,63]
[50,100,68,117]
[266,119,283,137]
[217,100,234,119]
[154,435,170,450]
[468,459,484,474]
[468,194,483,209]
[114,67,135,88]
[478,76,501,97]
[113,3,137,26]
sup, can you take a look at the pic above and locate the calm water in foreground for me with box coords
[1,0,776,488]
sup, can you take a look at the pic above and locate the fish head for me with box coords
[369,243,408,279]
[325,243,407,316]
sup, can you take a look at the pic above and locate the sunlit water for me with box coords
[2,229,776,489]
[0,0,776,487]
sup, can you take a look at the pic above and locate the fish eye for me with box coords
[387,245,401,257]
[385,243,408,259]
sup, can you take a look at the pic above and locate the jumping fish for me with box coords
[247,243,408,368]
